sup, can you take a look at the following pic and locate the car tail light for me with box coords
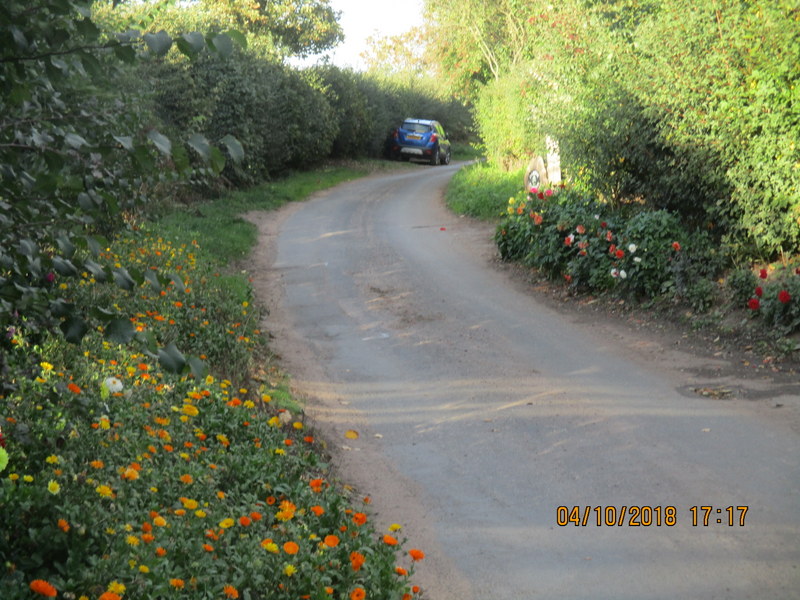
[430,133,438,143]
[393,130,399,140]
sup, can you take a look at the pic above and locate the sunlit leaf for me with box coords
[344,430,359,440]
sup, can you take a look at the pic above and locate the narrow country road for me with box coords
[249,163,799,599]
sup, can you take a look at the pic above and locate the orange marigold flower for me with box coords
[29,579,57,597]
[238,516,252,527]
[395,566,408,576]
[98,593,121,600]
[409,548,425,561]
[142,533,155,543]
[283,541,299,555]
[223,584,239,599]
[309,478,325,492]
[203,543,214,552]
[179,474,193,484]
[352,512,367,526]
[350,587,366,600]
[383,534,398,546]
[323,535,339,547]
[90,460,105,469]
[350,551,365,571]
[249,511,262,521]
[170,578,185,589]
[153,516,167,527]
[310,505,324,516]
[57,518,70,532]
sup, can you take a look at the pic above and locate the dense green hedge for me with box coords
[453,0,799,261]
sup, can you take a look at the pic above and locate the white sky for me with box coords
[324,0,425,70]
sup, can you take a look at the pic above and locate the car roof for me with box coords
[403,118,437,125]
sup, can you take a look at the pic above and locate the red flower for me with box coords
[748,298,760,310]
[778,290,791,304]
[615,249,625,259]
[754,286,763,297]
[671,241,681,251]
[759,268,768,279]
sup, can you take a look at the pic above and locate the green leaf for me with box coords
[113,43,137,63]
[144,270,162,292]
[158,343,186,374]
[60,316,89,344]
[83,259,108,282]
[223,29,248,50]
[169,273,185,293]
[221,134,244,163]
[187,133,211,161]
[52,256,78,276]
[105,318,136,344]
[210,146,226,175]
[176,32,205,57]
[112,267,136,291]
[49,299,74,318]
[210,34,234,57]
[113,135,134,151]
[143,30,173,56]
[65,133,87,149]
[188,356,208,380]
[147,130,172,156]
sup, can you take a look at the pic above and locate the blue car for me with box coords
[388,118,451,165]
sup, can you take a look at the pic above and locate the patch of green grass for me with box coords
[158,167,367,266]
[445,160,524,220]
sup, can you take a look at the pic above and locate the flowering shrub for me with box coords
[0,232,422,600]
[745,266,800,335]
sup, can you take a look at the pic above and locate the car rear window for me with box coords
[402,121,432,133]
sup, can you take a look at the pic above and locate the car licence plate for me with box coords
[406,134,421,140]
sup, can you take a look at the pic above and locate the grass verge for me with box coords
[0,166,425,600]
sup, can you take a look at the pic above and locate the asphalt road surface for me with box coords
[261,163,799,599]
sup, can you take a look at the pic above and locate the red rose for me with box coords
[754,286,763,297]
[748,298,760,310]
[759,268,768,279]
[778,290,791,304]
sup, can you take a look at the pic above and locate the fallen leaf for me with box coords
[344,430,359,440]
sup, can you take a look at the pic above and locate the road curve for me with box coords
[260,163,799,599]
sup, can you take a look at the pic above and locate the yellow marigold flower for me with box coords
[292,422,303,430]
[138,565,149,573]
[40,362,53,372]
[389,523,402,532]
[9,474,19,481]
[23,475,34,483]
[181,404,199,417]
[153,516,167,527]
[181,498,199,510]
[107,581,126,594]
[219,518,235,529]
[195,510,207,518]
[267,416,280,427]
[283,564,296,576]
[47,480,60,495]
[46,455,59,464]
[126,535,140,546]
[96,484,113,498]
[274,449,285,456]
